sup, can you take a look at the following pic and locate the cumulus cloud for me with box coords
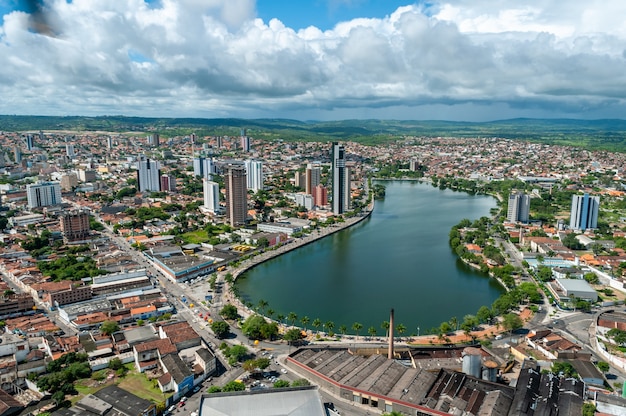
[0,0,625,120]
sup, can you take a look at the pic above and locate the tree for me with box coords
[291,378,310,387]
[352,322,363,337]
[100,320,119,336]
[220,304,239,320]
[368,326,377,339]
[210,321,231,339]
[597,361,610,373]
[502,313,523,333]
[273,379,290,388]
[108,358,123,371]
[324,321,335,335]
[339,325,348,336]
[222,381,245,392]
[257,299,268,314]
[312,318,322,334]
[381,320,390,338]
[242,315,277,340]
[396,323,406,340]
[584,272,599,284]
[300,316,310,330]
[287,312,298,326]
[477,306,493,324]
[582,403,596,416]
[284,328,304,345]
[550,361,577,378]
[226,345,248,362]
[207,386,222,393]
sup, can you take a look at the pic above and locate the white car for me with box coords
[281,369,287,374]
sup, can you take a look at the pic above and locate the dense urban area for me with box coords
[3,123,626,416]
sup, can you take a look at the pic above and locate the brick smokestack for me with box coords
[388,308,394,360]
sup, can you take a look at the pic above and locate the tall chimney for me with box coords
[388,308,395,359]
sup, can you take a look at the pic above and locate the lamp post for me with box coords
[417,326,420,337]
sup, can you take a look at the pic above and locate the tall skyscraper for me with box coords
[570,193,600,230]
[331,142,350,215]
[203,179,220,214]
[26,182,62,209]
[507,192,530,223]
[107,136,113,150]
[305,163,321,195]
[193,157,214,179]
[224,163,247,227]
[245,160,263,192]
[136,158,161,192]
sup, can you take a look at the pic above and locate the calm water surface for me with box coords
[236,181,505,335]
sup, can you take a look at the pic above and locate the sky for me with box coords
[1,0,626,121]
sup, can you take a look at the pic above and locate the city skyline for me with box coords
[1,1,626,121]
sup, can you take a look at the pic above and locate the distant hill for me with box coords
[2,115,626,151]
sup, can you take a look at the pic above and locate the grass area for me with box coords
[117,372,171,403]
[181,230,210,244]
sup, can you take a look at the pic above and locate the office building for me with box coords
[313,185,328,207]
[136,158,161,192]
[240,129,250,152]
[147,134,160,147]
[245,160,263,192]
[26,134,34,151]
[224,163,247,227]
[66,143,75,159]
[107,136,113,150]
[570,193,600,230]
[305,163,321,195]
[60,173,79,191]
[331,142,350,215]
[203,179,220,214]
[60,210,91,242]
[160,174,177,192]
[13,146,21,163]
[193,157,214,179]
[26,182,62,209]
[507,192,530,223]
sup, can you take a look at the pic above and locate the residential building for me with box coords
[26,181,62,209]
[60,173,78,191]
[203,179,220,214]
[147,133,160,147]
[26,134,34,151]
[224,163,247,227]
[305,162,321,195]
[66,143,75,158]
[136,158,161,193]
[240,129,250,152]
[193,157,214,179]
[507,192,530,223]
[570,193,600,230]
[331,142,350,214]
[313,184,327,207]
[60,210,90,242]
[245,159,263,192]
[160,174,176,192]
[295,193,314,210]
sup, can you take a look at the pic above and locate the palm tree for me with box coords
[381,320,390,338]
[339,325,348,337]
[257,299,268,314]
[396,323,406,341]
[267,309,275,320]
[287,312,298,327]
[277,313,285,324]
[368,326,377,340]
[352,322,363,338]
[449,316,458,332]
[325,321,335,336]
[300,316,310,331]
[312,318,322,334]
